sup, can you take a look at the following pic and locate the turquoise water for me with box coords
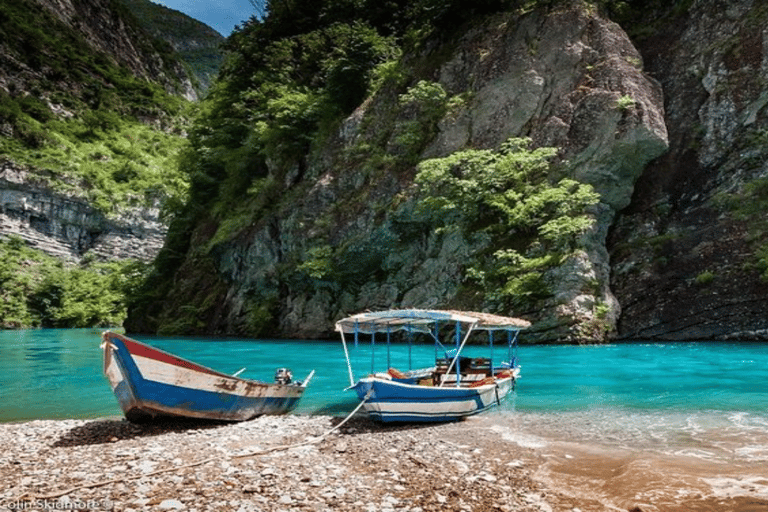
[1,330,766,422]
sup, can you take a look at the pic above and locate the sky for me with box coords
[149,0,257,37]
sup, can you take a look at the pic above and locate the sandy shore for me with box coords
[0,414,605,512]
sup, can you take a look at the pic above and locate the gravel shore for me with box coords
[0,414,598,512]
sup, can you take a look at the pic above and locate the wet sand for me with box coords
[534,440,768,512]
[489,414,768,512]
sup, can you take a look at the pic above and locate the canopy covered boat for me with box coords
[336,309,529,423]
[101,331,314,423]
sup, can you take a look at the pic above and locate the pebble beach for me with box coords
[0,414,597,512]
[3,414,767,512]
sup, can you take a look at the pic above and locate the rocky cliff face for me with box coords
[141,4,668,340]
[128,1,768,342]
[421,7,668,341]
[609,0,768,340]
[0,161,165,262]
[36,0,197,100]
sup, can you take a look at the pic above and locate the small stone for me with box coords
[158,499,184,510]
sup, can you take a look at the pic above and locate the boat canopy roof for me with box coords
[335,309,530,335]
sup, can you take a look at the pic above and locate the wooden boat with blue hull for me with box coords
[101,331,314,423]
[336,309,529,423]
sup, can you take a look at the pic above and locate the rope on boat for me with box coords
[16,391,374,501]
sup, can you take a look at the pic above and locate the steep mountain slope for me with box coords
[126,0,768,342]
[0,0,195,327]
[117,0,225,94]
[13,0,196,100]
[0,0,192,259]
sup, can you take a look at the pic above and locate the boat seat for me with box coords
[438,373,486,384]
[436,357,492,372]
[387,367,420,384]
[388,367,408,379]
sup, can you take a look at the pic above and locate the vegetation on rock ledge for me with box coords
[0,0,192,215]
[416,138,600,311]
[0,237,149,328]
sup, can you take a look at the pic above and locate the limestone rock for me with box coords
[0,161,165,263]
[166,4,668,342]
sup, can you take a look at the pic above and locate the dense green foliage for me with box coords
[165,0,673,229]
[0,237,149,328]
[0,0,191,214]
[157,0,526,274]
[0,0,199,329]
[416,138,600,309]
[1,117,189,214]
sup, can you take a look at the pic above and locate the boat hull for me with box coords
[351,374,515,423]
[102,332,306,422]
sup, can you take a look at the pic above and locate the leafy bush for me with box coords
[416,137,600,309]
[0,236,150,329]
[297,245,334,279]
[388,81,449,161]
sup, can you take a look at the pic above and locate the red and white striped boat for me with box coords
[101,331,313,422]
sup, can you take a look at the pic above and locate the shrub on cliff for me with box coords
[416,137,600,310]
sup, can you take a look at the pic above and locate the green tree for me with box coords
[416,138,600,309]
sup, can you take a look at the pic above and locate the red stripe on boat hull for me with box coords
[108,332,222,377]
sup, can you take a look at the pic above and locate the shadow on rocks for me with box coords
[331,415,448,436]
[52,418,226,447]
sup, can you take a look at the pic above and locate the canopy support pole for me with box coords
[455,320,461,386]
[371,331,376,374]
[439,322,478,388]
[407,324,413,370]
[340,331,355,387]
[489,330,494,374]
[509,329,520,367]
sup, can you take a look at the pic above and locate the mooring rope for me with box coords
[16,391,373,501]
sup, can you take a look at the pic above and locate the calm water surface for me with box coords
[2,329,767,510]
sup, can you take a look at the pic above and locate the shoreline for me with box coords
[2,414,767,512]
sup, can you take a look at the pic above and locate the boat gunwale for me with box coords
[356,373,516,391]
[102,331,298,388]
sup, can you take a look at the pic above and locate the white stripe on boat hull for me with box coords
[355,376,514,422]
[131,354,298,399]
